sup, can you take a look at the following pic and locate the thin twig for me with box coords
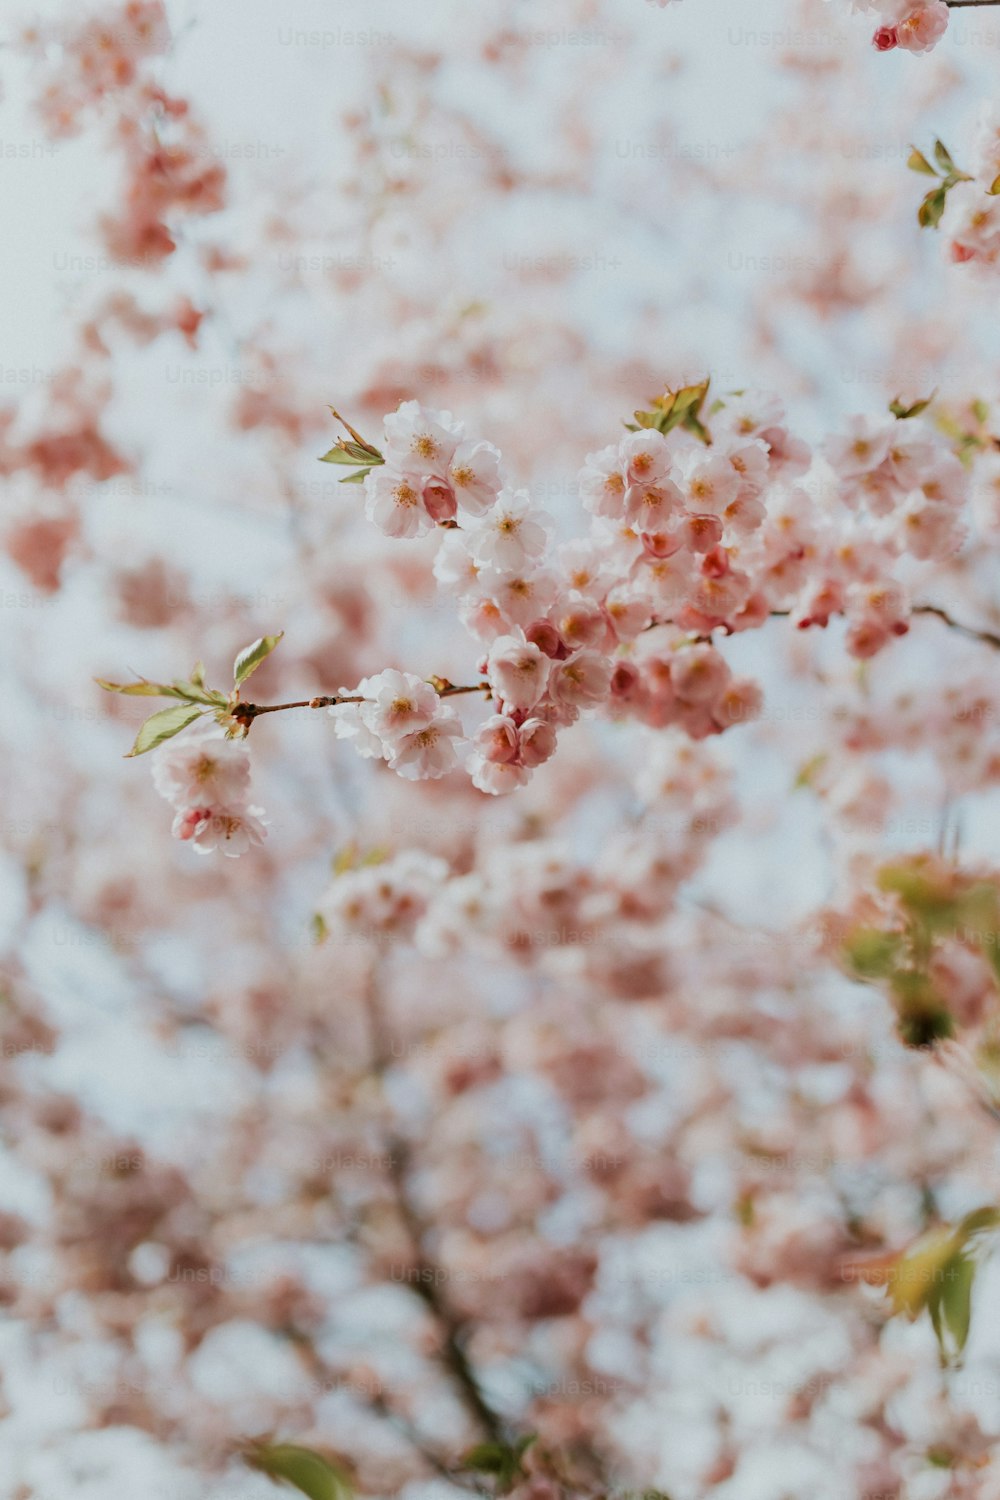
[234,682,491,724]
[912,603,1000,653]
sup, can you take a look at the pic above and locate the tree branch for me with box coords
[360,966,509,1449]
[233,681,491,726]
[912,604,1000,652]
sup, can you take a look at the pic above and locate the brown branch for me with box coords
[646,604,1000,654]
[912,604,1000,652]
[233,681,491,727]
[233,603,1000,735]
[360,966,509,1449]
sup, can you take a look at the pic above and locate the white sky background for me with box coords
[1,0,996,403]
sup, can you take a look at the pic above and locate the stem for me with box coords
[234,681,490,724]
[944,1,1000,8]
[646,604,1000,654]
[238,694,365,720]
[912,603,1000,653]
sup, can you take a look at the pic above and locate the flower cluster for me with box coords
[151,726,268,856]
[359,395,967,773]
[829,854,1000,1047]
[860,0,950,53]
[331,669,466,780]
[811,411,968,652]
[22,0,170,134]
[364,400,504,536]
[319,732,736,979]
[121,390,977,855]
[941,107,1000,269]
[23,2,225,264]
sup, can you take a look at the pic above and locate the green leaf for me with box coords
[907,147,937,177]
[325,408,383,460]
[843,928,903,980]
[990,174,1000,197]
[933,138,957,175]
[125,704,204,758]
[794,752,828,789]
[682,410,712,446]
[319,445,366,466]
[918,186,948,231]
[941,1253,976,1360]
[957,1206,1000,1241]
[170,679,227,707]
[973,399,991,425]
[98,674,224,707]
[339,470,368,485]
[233,632,284,688]
[631,379,711,442]
[890,390,936,421]
[97,677,173,698]
[461,1436,536,1495]
[247,1444,352,1500]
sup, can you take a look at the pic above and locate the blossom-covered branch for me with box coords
[102,382,1000,855]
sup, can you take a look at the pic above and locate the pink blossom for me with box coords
[670,644,732,705]
[447,439,503,516]
[471,714,520,764]
[896,1,948,52]
[389,712,465,780]
[896,497,966,559]
[489,570,557,628]
[487,634,551,711]
[680,453,742,515]
[549,650,613,710]
[618,430,673,487]
[330,676,386,759]
[624,480,685,533]
[171,804,268,857]
[365,466,433,539]
[578,445,627,517]
[823,417,893,480]
[518,716,558,766]
[152,727,251,809]
[468,758,532,795]
[381,399,460,475]
[421,477,458,523]
[469,489,550,572]
[549,594,609,651]
[603,585,652,641]
[361,669,440,745]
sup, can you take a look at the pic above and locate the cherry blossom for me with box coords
[14,1,1000,1495]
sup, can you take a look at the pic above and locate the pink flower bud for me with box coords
[671,644,731,705]
[641,529,683,559]
[610,661,642,700]
[681,514,724,554]
[525,619,567,658]
[700,545,730,580]
[422,479,458,523]
[873,25,898,50]
[474,714,520,764]
[519,716,558,767]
